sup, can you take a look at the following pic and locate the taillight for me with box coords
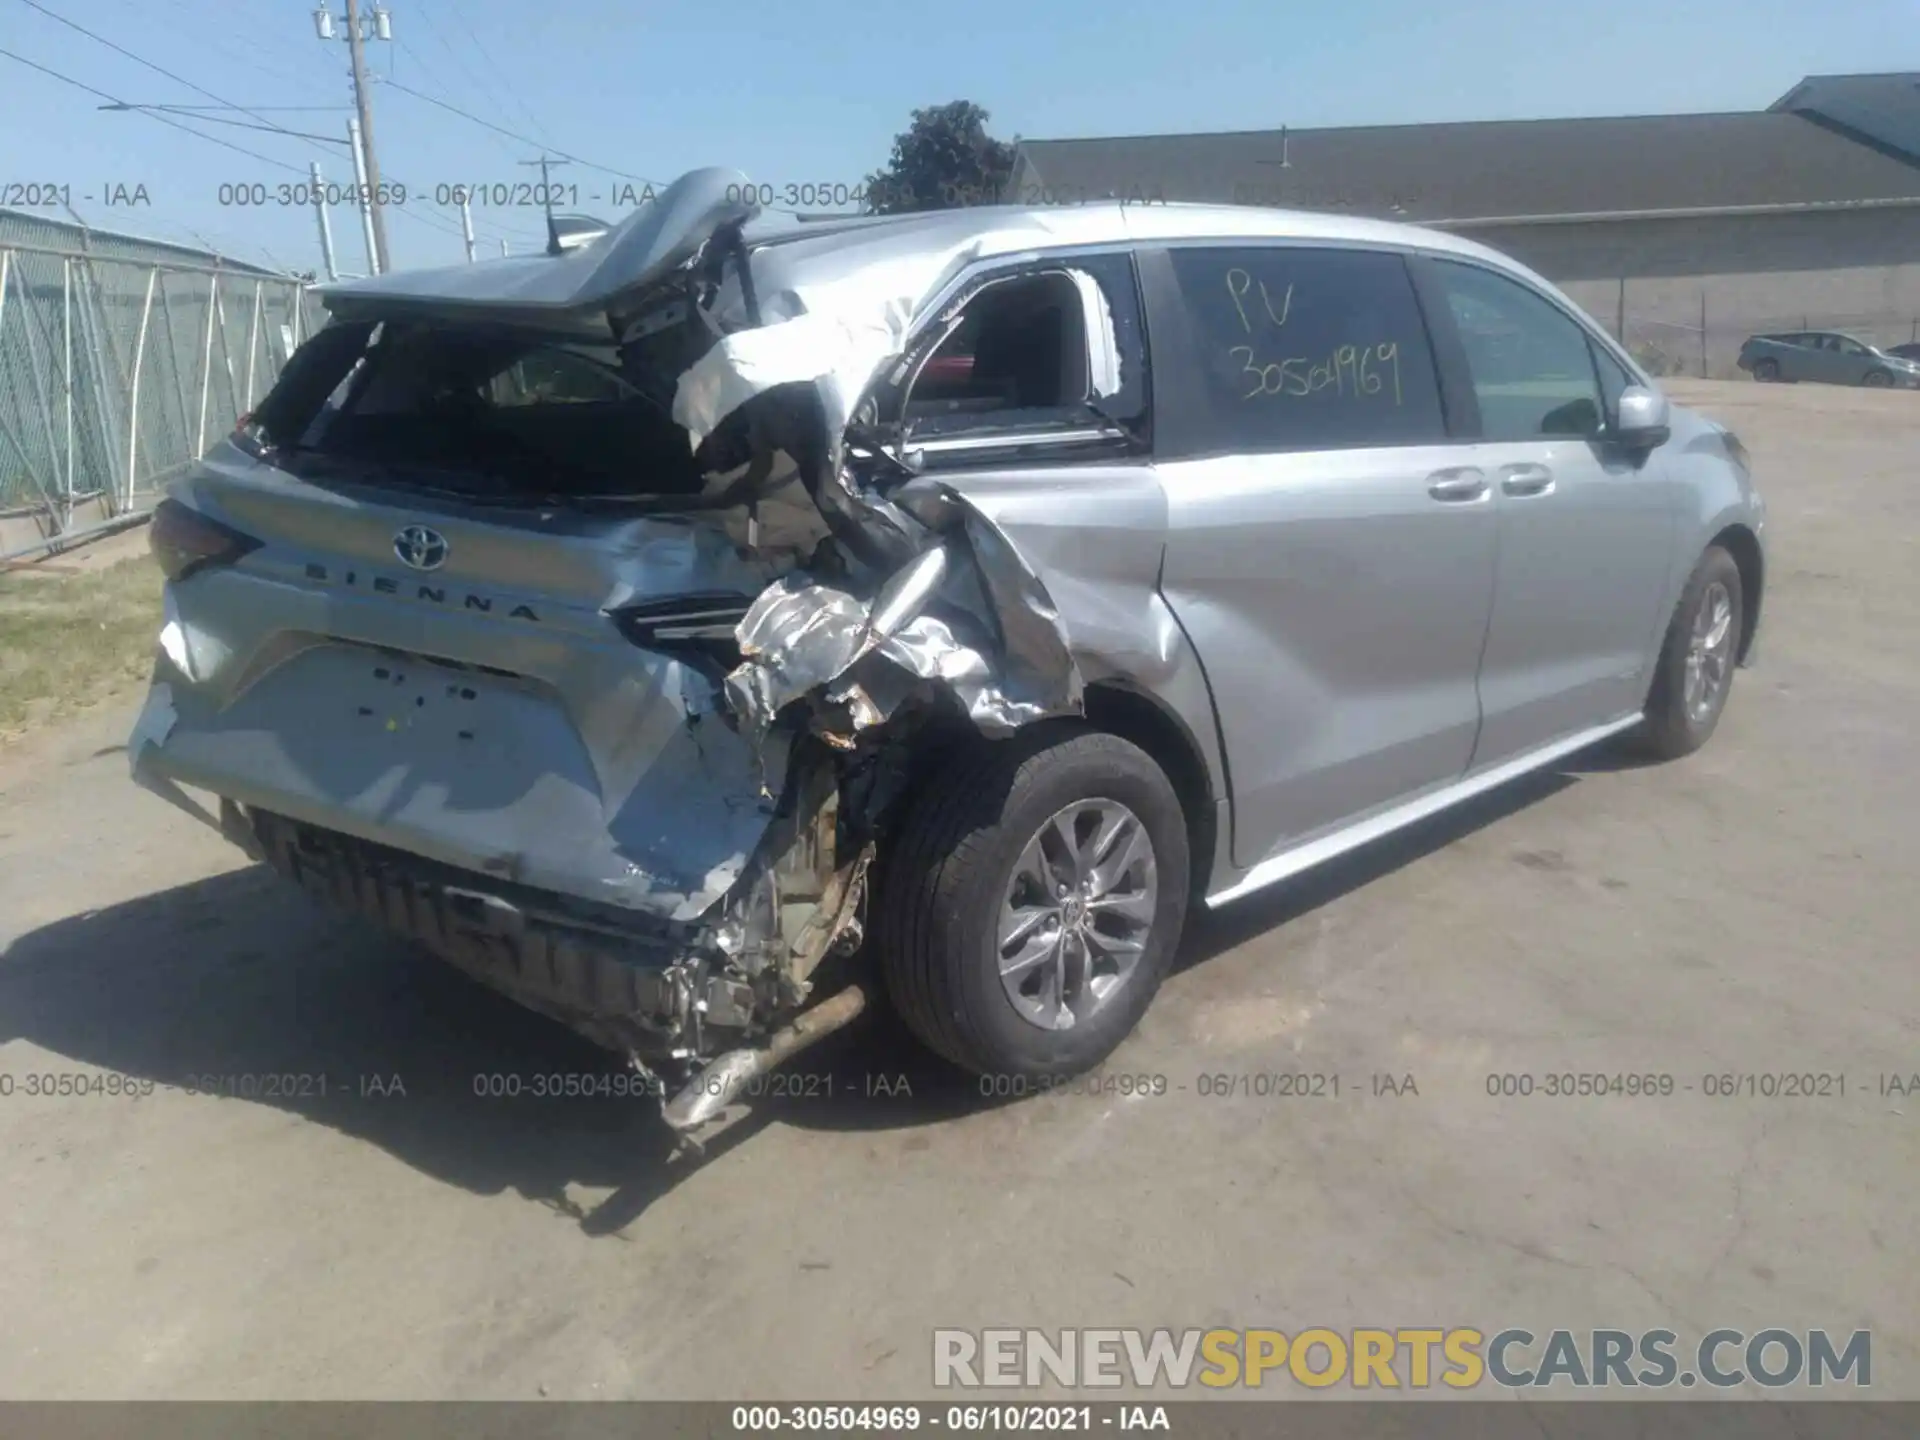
[148,498,261,582]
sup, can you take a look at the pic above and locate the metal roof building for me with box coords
[1010,73,1920,375]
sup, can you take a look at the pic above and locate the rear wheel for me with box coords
[1630,545,1743,761]
[1751,358,1780,382]
[875,725,1189,1080]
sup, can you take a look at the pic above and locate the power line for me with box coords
[419,0,560,155]
[3,27,552,266]
[392,35,521,164]
[380,77,668,189]
[0,46,309,174]
[99,104,350,146]
[103,0,334,97]
[396,5,526,162]
[12,0,325,151]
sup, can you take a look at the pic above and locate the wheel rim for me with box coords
[1683,580,1735,724]
[1865,371,1890,388]
[1755,362,1777,381]
[996,798,1158,1031]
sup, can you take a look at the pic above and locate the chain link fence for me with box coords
[1,209,322,556]
[1566,276,1920,381]
[1619,310,1920,381]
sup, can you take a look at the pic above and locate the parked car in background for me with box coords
[1736,330,1920,387]
[127,169,1768,1146]
[1886,341,1920,363]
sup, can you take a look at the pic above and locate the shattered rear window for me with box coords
[264,320,707,497]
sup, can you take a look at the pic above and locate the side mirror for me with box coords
[1613,386,1671,450]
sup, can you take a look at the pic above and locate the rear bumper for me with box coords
[128,626,783,925]
[245,808,691,1053]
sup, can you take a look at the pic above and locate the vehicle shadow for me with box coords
[0,761,1592,1235]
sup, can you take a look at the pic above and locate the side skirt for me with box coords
[1205,713,1643,910]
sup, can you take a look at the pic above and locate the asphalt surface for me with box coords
[0,379,1915,1400]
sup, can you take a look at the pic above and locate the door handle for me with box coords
[1499,463,1555,497]
[1426,467,1489,502]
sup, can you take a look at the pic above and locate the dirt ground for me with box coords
[0,379,1915,1400]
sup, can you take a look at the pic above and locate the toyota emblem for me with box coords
[393,525,449,572]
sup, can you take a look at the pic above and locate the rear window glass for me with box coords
[1166,246,1447,454]
[262,321,704,496]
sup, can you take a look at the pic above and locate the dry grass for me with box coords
[0,555,163,741]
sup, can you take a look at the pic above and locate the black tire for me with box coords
[874,724,1189,1080]
[1751,358,1780,382]
[1630,546,1743,761]
[1862,369,1892,388]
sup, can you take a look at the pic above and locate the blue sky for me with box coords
[3,0,1917,275]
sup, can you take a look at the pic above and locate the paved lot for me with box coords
[1,380,1915,1400]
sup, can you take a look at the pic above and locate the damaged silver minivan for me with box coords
[129,168,1766,1140]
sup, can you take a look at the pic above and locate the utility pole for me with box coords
[310,161,339,280]
[314,1,392,272]
[459,191,476,262]
[342,0,389,271]
[520,155,571,254]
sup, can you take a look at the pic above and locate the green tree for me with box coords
[865,100,1017,214]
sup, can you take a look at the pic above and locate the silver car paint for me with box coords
[127,188,1766,1068]
[1156,443,1498,871]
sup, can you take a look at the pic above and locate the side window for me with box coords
[1165,246,1446,453]
[896,251,1146,452]
[1432,261,1603,441]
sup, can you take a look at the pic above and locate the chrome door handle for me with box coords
[1427,467,1489,502]
[1500,464,1555,497]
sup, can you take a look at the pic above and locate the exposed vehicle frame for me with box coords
[128,170,1767,1149]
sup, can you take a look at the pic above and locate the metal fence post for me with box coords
[1699,292,1708,379]
[244,280,263,412]
[76,259,126,506]
[214,281,239,425]
[62,257,74,522]
[195,271,219,460]
[126,268,158,513]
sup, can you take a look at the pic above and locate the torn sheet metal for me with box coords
[127,680,178,769]
[723,484,1083,748]
[673,208,1121,452]
[320,160,1132,462]
[127,680,227,836]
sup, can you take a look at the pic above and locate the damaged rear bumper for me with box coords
[130,401,1088,1134]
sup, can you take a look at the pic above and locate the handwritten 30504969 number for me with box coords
[1230,341,1404,404]
[1218,265,1405,405]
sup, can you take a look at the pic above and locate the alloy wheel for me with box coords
[996,798,1158,1031]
